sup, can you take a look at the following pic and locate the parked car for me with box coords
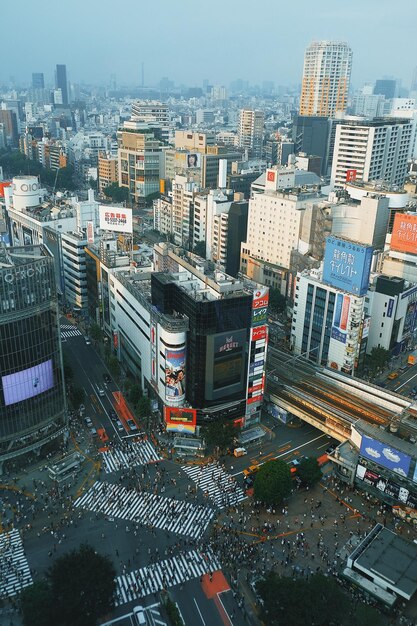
[115,420,125,432]
[127,418,138,432]
[84,416,93,428]
[133,605,146,625]
[387,372,399,380]
[84,336,91,345]
[97,387,105,397]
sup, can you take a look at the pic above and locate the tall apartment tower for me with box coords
[238,109,264,158]
[55,64,68,105]
[300,41,353,117]
[32,73,44,89]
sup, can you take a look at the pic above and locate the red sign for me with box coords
[113,331,118,350]
[346,169,357,182]
[248,383,263,394]
[391,213,417,254]
[267,170,276,182]
[0,181,11,197]
[340,296,350,331]
[251,326,267,342]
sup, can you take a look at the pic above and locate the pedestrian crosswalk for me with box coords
[101,440,161,473]
[181,463,247,509]
[116,548,220,605]
[60,324,83,339]
[74,481,214,539]
[0,529,33,599]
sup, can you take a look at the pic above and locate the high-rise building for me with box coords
[330,118,413,190]
[374,79,397,100]
[131,100,169,126]
[292,115,331,175]
[300,41,352,117]
[238,109,264,158]
[32,72,44,89]
[55,64,68,105]
[0,243,67,472]
[0,109,18,147]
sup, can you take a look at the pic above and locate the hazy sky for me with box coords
[1,0,416,90]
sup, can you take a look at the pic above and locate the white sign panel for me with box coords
[99,206,133,233]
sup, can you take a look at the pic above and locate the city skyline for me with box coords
[1,0,416,90]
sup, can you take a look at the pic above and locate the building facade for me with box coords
[0,244,66,472]
[238,109,264,158]
[300,41,353,117]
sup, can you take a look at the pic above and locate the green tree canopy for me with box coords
[48,543,116,626]
[193,240,206,259]
[253,459,292,505]
[137,395,151,418]
[0,150,76,190]
[256,572,350,626]
[202,418,239,452]
[70,386,85,409]
[89,323,102,342]
[297,456,322,487]
[366,346,390,376]
[21,580,54,626]
[103,182,129,203]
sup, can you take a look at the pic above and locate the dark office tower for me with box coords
[0,244,67,473]
[32,72,44,89]
[0,110,18,147]
[55,64,68,105]
[374,79,396,99]
[292,115,330,176]
[225,200,249,278]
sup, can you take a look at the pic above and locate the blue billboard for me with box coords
[322,237,373,296]
[359,434,411,477]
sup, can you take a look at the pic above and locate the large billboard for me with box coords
[165,407,197,434]
[252,287,269,328]
[322,237,373,296]
[359,434,411,477]
[331,293,350,344]
[99,206,133,233]
[186,153,201,169]
[165,347,186,401]
[390,213,417,254]
[2,360,54,406]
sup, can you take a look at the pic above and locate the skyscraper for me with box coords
[238,109,264,158]
[373,79,397,100]
[300,41,353,117]
[55,64,68,105]
[32,73,44,89]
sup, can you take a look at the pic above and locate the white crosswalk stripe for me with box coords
[60,324,83,339]
[74,481,214,539]
[115,548,220,606]
[101,440,161,473]
[0,529,33,599]
[181,463,247,509]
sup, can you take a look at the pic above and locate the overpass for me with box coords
[266,347,417,443]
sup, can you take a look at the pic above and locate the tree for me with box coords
[47,544,116,626]
[366,346,390,376]
[129,383,142,405]
[137,395,151,418]
[256,572,351,626]
[89,323,102,342]
[106,353,120,378]
[202,418,239,453]
[297,457,322,487]
[103,182,129,203]
[253,459,292,505]
[21,580,55,626]
[62,356,73,382]
[193,240,206,259]
[268,288,287,314]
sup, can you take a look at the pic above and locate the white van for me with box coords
[133,605,146,625]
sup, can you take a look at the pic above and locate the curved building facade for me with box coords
[0,244,66,471]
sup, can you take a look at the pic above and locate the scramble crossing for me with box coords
[100,440,161,473]
[182,462,247,508]
[115,548,220,605]
[0,529,32,599]
[60,324,83,339]
[74,481,215,539]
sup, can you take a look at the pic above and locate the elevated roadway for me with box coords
[266,347,417,442]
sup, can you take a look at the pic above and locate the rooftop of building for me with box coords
[0,243,49,268]
[350,524,417,598]
[355,420,417,461]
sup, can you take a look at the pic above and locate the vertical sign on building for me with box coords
[87,221,94,244]
[246,287,269,417]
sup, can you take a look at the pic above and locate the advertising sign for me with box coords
[359,434,411,477]
[345,169,357,182]
[165,347,186,401]
[331,293,349,344]
[2,360,54,406]
[387,298,394,318]
[322,237,373,296]
[165,407,196,434]
[251,325,267,342]
[99,206,133,233]
[413,464,417,484]
[87,221,94,244]
[186,153,201,169]
[390,213,417,254]
[403,301,417,336]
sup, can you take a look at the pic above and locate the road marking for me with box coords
[193,598,206,625]
[231,433,326,477]
[317,442,329,449]
[397,371,417,390]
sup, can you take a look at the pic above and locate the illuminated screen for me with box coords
[213,356,242,389]
[2,360,54,406]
